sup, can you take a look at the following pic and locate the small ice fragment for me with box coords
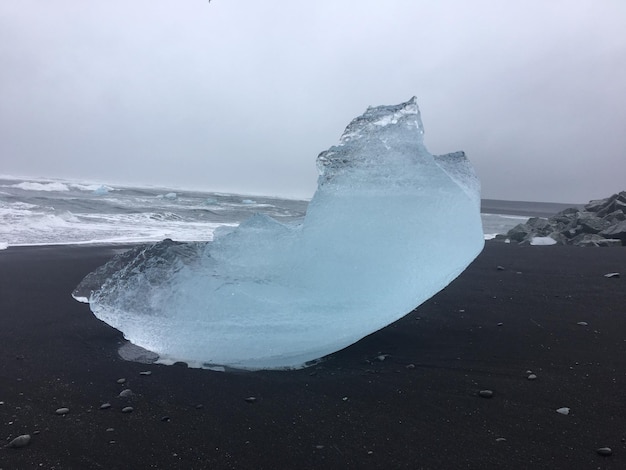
[530,236,557,246]
[556,407,570,415]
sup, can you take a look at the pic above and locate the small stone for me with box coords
[8,434,31,448]
[479,390,494,398]
[496,265,505,271]
[497,322,503,327]
[139,371,152,376]
[527,374,537,380]
[495,438,506,442]
[577,321,588,326]
[342,396,349,401]
[121,406,134,413]
[604,272,620,279]
[195,404,204,409]
[118,389,133,398]
[244,397,257,403]
[116,378,126,384]
[33,430,40,435]
[0,401,4,405]
[161,416,171,422]
[100,403,112,410]
[55,407,70,415]
[405,363,415,369]
[106,428,114,432]
[375,354,388,361]
[173,361,188,368]
[596,447,612,456]
[556,407,570,415]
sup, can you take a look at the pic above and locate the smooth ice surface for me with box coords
[73,97,484,370]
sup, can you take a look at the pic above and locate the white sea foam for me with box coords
[9,182,71,192]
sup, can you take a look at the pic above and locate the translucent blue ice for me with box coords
[74,97,484,369]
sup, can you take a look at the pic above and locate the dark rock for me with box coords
[574,234,615,247]
[602,210,626,223]
[600,220,626,244]
[507,223,533,242]
[8,434,31,448]
[122,406,134,413]
[525,217,555,236]
[596,447,613,456]
[578,215,611,234]
[478,390,494,398]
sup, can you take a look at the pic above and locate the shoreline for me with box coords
[1,242,625,468]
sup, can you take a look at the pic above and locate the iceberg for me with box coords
[73,97,484,370]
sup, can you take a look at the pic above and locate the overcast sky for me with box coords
[1,1,624,202]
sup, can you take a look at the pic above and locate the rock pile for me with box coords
[496,191,626,247]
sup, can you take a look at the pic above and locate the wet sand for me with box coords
[1,243,625,469]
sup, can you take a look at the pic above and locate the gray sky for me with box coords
[1,1,624,202]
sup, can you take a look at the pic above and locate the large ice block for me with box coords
[73,97,484,369]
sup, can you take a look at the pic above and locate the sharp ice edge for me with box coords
[73,97,484,370]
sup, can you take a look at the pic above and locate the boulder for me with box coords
[578,215,611,234]
[600,220,626,245]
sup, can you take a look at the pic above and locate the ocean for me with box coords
[0,177,576,249]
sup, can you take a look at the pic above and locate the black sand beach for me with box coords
[1,243,625,469]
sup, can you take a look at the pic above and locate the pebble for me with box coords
[55,407,70,415]
[497,322,503,327]
[244,397,257,403]
[596,447,612,456]
[118,389,133,398]
[604,272,620,279]
[161,416,171,422]
[121,406,134,413]
[495,438,506,442]
[116,378,126,384]
[556,407,570,415]
[405,363,415,369]
[527,374,537,380]
[496,265,505,271]
[8,434,31,448]
[139,371,152,376]
[479,390,494,398]
[195,404,204,409]
[106,428,115,432]
[577,321,589,326]
[0,401,4,405]
[100,403,112,410]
